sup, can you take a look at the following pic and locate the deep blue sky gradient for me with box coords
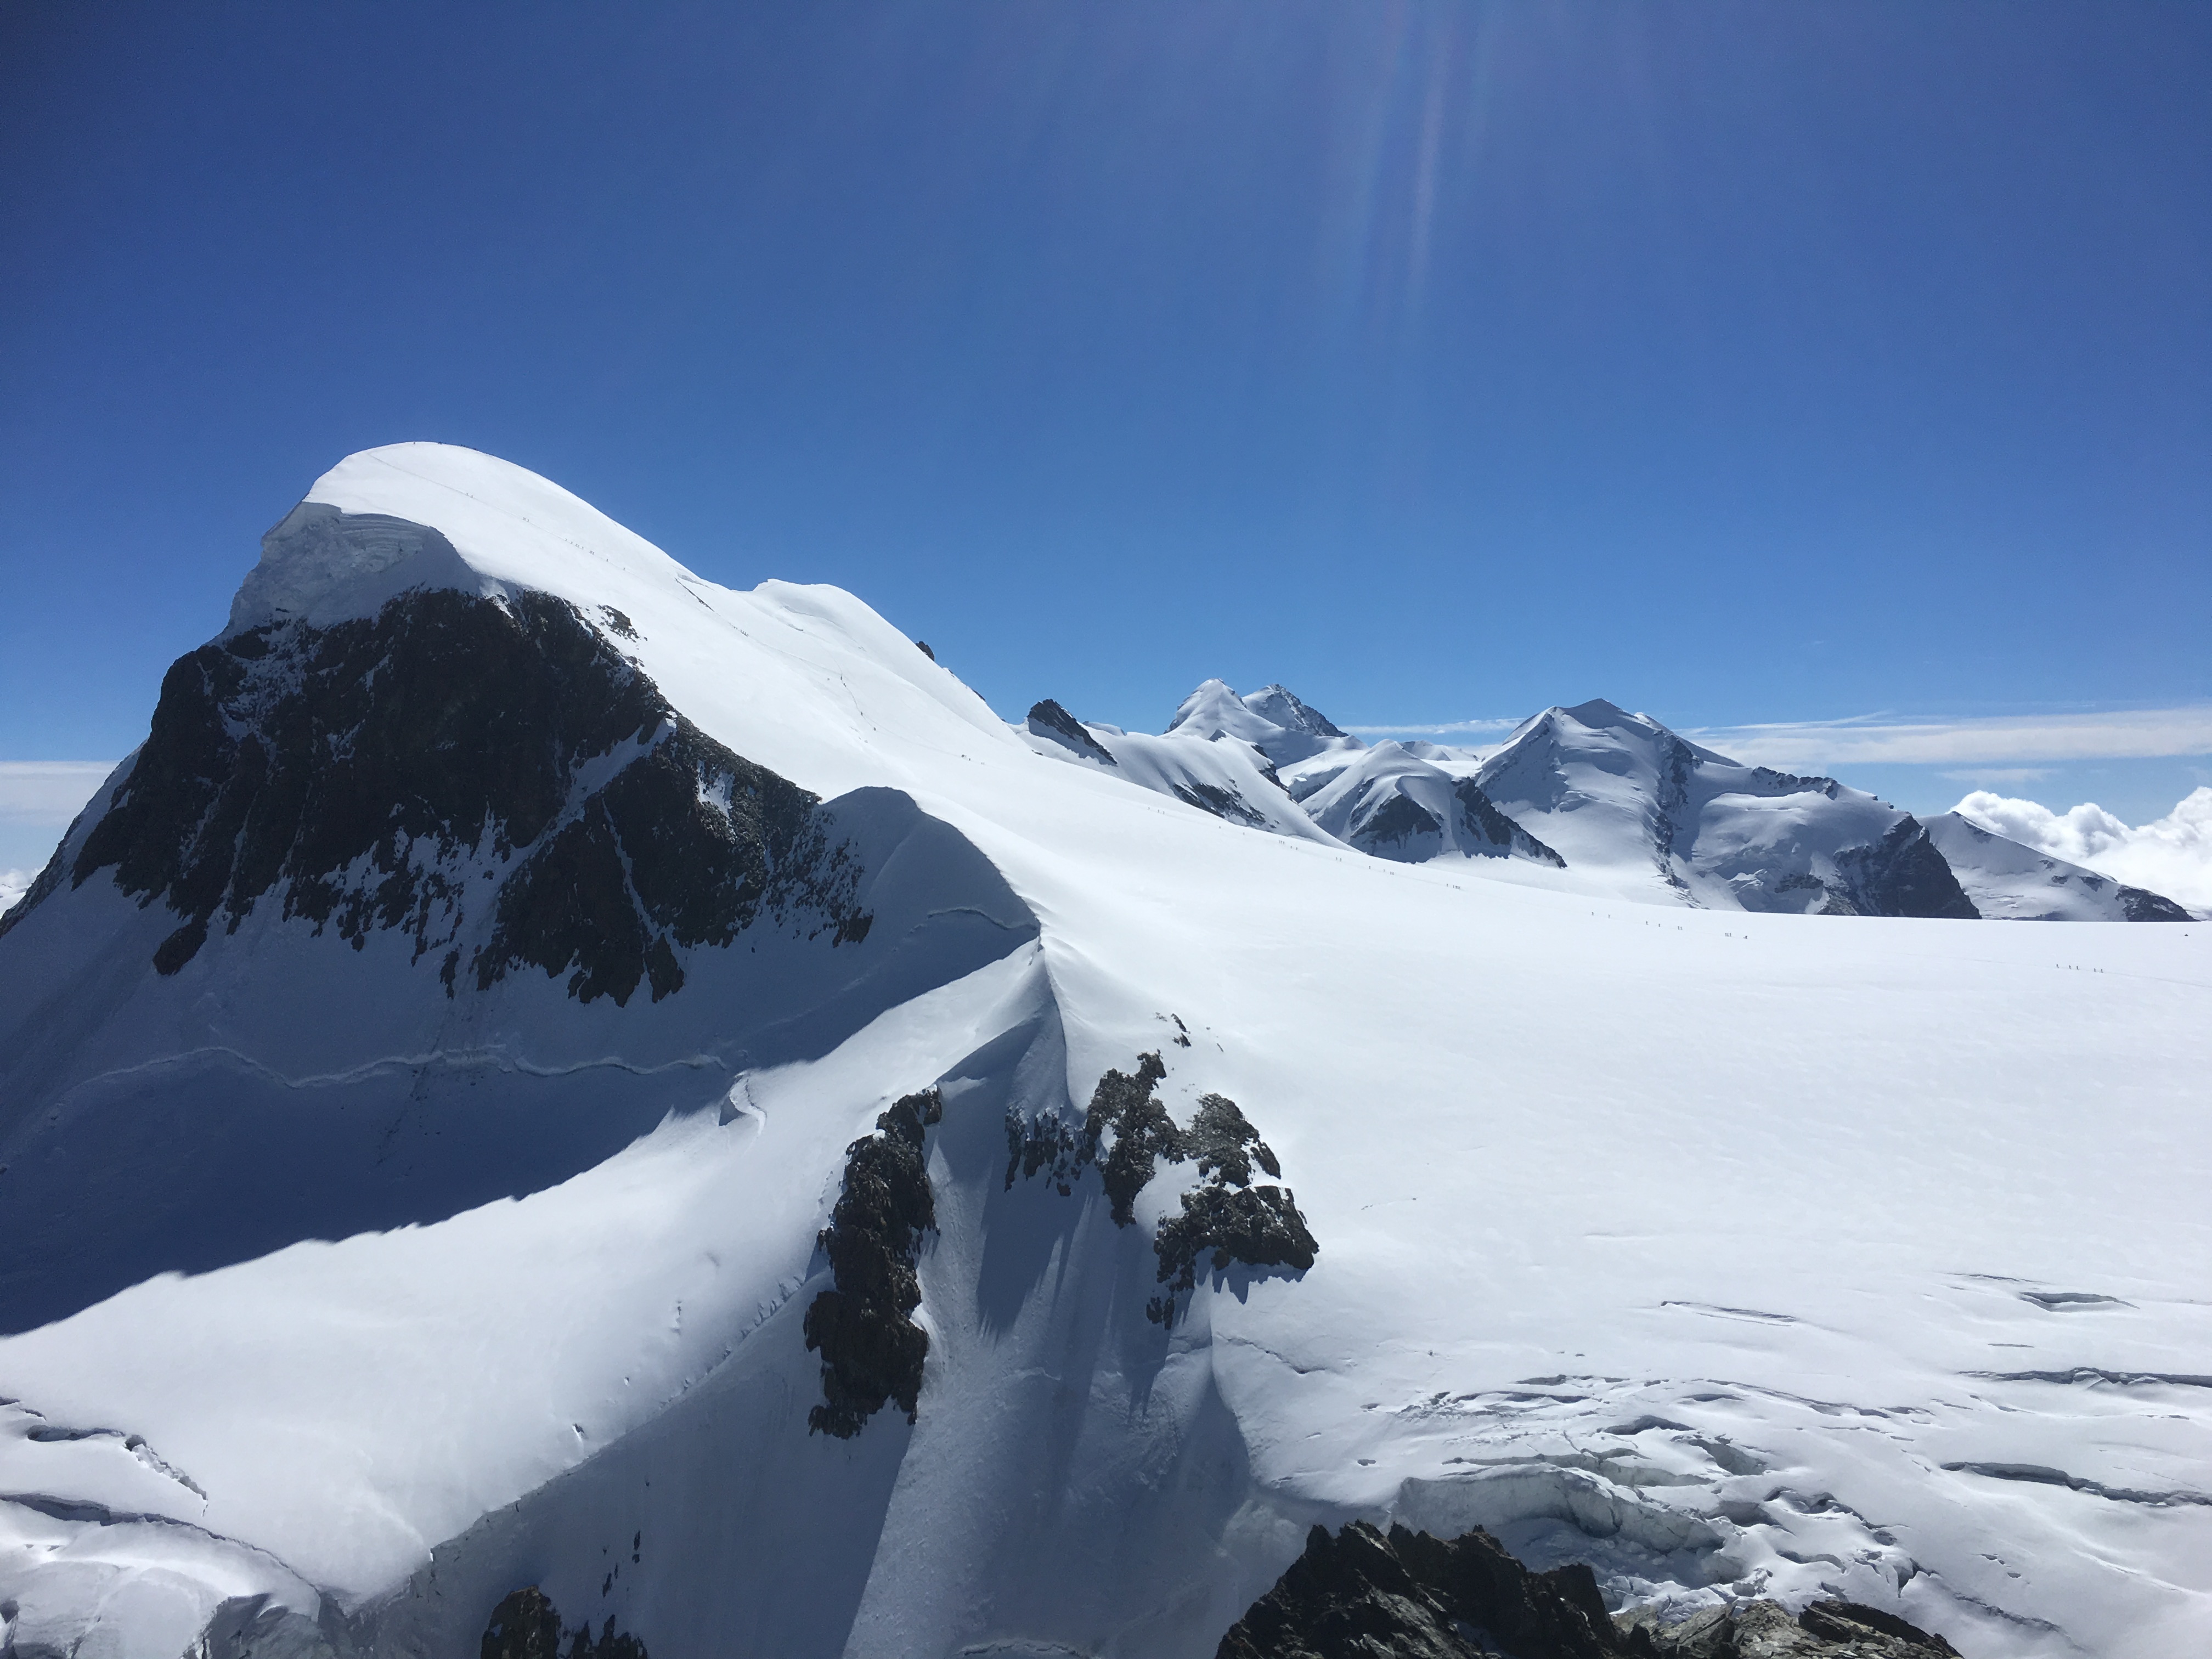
[3,2,2207,822]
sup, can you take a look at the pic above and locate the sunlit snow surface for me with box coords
[0,445,2206,1658]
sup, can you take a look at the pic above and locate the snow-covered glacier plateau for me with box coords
[0,444,2206,1659]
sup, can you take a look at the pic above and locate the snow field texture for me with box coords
[0,445,2205,1658]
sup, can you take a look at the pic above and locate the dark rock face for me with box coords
[481,1587,647,1659]
[2118,884,2192,922]
[1828,819,1978,920]
[1619,1597,1959,1657]
[1337,777,1562,867]
[1173,781,1272,827]
[1148,1177,1317,1327]
[1453,779,1566,867]
[14,576,868,1002]
[1087,1052,1186,1224]
[1005,1057,1317,1328]
[804,1088,944,1437]
[1243,685,1350,742]
[1217,1522,1962,1659]
[1216,1519,1621,1659]
[1026,698,1118,766]
[1355,792,1443,856]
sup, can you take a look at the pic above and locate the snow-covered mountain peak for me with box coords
[1475,700,1978,915]
[1241,684,1348,742]
[1166,679,1362,766]
[227,442,699,637]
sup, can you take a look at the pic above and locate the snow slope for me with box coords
[0,445,2207,1659]
[1925,811,2193,922]
[1018,699,1340,845]
[1297,741,1562,867]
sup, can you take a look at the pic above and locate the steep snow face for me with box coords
[1923,812,2191,921]
[1,449,2208,1659]
[1167,679,1364,768]
[1299,742,1561,867]
[1020,699,1341,845]
[1471,701,1976,916]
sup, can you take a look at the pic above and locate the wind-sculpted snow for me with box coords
[0,447,2206,1659]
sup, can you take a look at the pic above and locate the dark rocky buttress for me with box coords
[1826,818,1978,920]
[1217,1520,1963,1659]
[805,1088,944,1437]
[1005,1054,1318,1329]
[8,581,869,1003]
[481,1587,647,1659]
[1026,698,1119,766]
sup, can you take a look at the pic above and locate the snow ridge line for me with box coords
[46,1042,729,1100]
[0,1491,324,1596]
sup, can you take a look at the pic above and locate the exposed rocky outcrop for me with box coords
[1005,1058,1317,1329]
[1173,780,1273,827]
[1617,1597,1959,1657]
[1455,778,1567,867]
[1215,1518,1621,1659]
[480,1587,647,1659]
[1216,1520,1962,1659]
[2118,883,2191,921]
[1825,818,1978,919]
[1026,698,1119,765]
[1301,745,1565,868]
[16,554,869,1001]
[804,1088,944,1437]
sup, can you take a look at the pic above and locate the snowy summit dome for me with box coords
[225,442,696,637]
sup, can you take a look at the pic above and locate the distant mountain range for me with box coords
[1026,683,2193,922]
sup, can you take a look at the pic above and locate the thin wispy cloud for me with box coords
[1685,707,2212,770]
[1938,768,2052,785]
[1342,718,1519,738]
[0,761,118,827]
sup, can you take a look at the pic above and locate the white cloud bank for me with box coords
[1342,718,1519,738]
[0,761,117,827]
[0,764,117,912]
[1683,706,2212,771]
[1344,706,2212,769]
[1956,787,2212,916]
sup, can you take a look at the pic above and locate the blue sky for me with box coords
[2,1,2207,873]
